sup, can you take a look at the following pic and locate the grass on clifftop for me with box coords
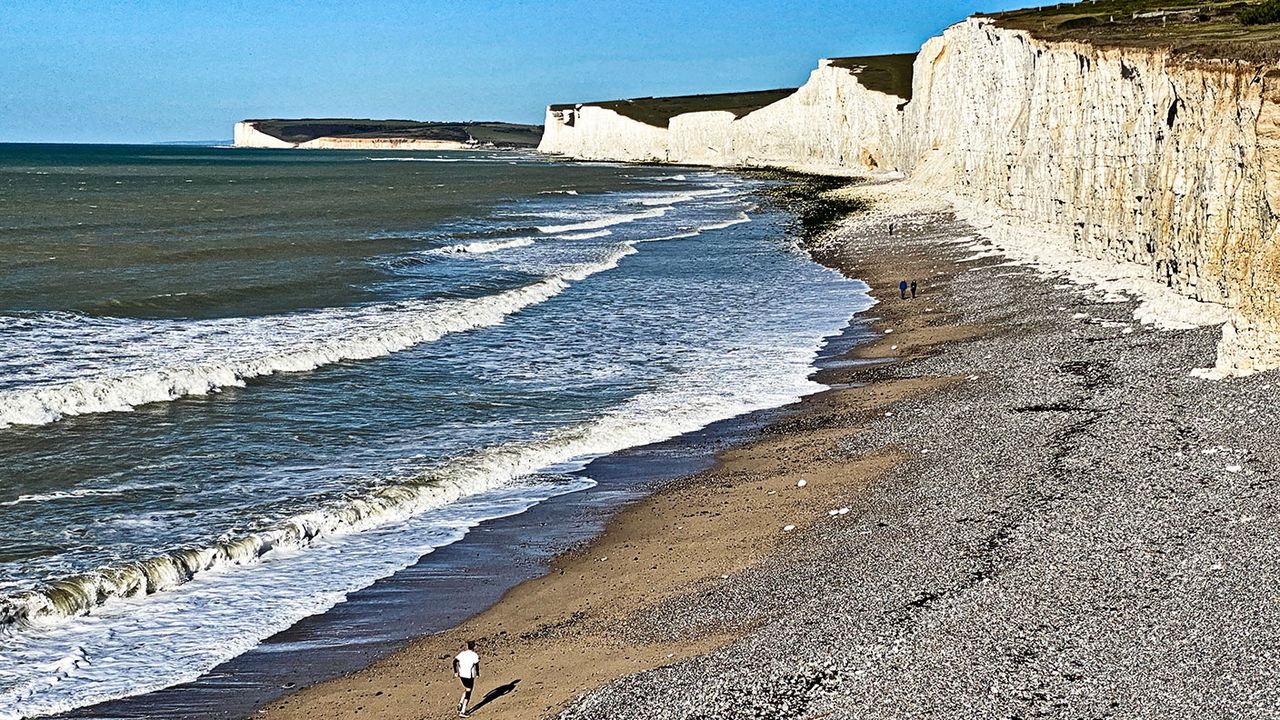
[988,0,1280,62]
[249,119,544,147]
[551,54,916,129]
[826,53,917,101]
[550,89,797,129]
[1240,0,1280,23]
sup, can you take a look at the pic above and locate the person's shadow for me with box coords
[467,679,520,714]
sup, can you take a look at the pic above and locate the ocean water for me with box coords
[0,144,870,718]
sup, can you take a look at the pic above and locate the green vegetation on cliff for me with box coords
[1239,0,1280,24]
[826,53,916,100]
[550,89,797,129]
[550,52,916,130]
[248,119,543,147]
[989,0,1280,61]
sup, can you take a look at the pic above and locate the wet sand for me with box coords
[59,394,781,720]
[260,185,970,720]
[554,192,1280,718]
[263,182,1280,718]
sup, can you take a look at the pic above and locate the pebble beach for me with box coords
[262,183,1280,719]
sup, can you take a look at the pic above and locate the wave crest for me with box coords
[0,247,638,429]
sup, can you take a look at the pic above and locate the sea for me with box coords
[0,143,870,719]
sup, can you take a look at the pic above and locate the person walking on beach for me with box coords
[454,640,481,717]
[899,280,908,299]
[910,281,918,298]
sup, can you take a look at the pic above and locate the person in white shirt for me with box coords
[453,640,481,717]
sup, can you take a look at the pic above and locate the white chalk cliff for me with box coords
[540,59,904,173]
[538,18,1280,376]
[233,121,296,149]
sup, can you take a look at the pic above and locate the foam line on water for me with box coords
[634,212,752,244]
[428,230,611,257]
[554,229,611,240]
[364,157,466,162]
[0,287,865,719]
[638,188,734,206]
[535,206,669,234]
[429,237,536,255]
[0,487,149,508]
[0,246,638,429]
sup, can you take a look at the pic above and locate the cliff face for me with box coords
[233,121,295,148]
[540,106,670,162]
[670,61,905,173]
[540,62,901,174]
[537,18,1280,375]
[903,20,1280,375]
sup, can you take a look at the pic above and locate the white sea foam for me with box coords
[364,157,465,162]
[698,211,751,232]
[0,272,859,719]
[0,247,638,429]
[535,206,669,234]
[635,212,751,244]
[0,487,148,508]
[430,237,536,255]
[638,188,733,206]
[554,230,611,241]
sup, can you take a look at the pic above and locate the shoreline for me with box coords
[55,170,872,720]
[260,178,1280,718]
[255,181,969,720]
[57,400,791,720]
[260,349,928,720]
[557,192,1280,717]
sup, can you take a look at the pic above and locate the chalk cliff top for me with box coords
[824,53,916,100]
[242,119,544,148]
[549,89,799,128]
[547,53,916,128]
[988,0,1280,62]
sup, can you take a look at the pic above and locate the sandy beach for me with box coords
[261,179,1280,719]
[11,3,1280,719]
[260,184,977,719]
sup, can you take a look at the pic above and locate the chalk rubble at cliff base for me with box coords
[842,181,1239,376]
[557,207,1280,720]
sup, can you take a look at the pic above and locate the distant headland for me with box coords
[233,118,543,150]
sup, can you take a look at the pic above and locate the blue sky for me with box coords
[0,0,1027,143]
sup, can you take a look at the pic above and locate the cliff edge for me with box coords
[233,119,543,150]
[538,16,1280,376]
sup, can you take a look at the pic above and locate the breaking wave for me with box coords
[0,297,818,637]
[535,207,670,234]
[0,246,638,429]
[555,229,611,240]
[430,237,537,255]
